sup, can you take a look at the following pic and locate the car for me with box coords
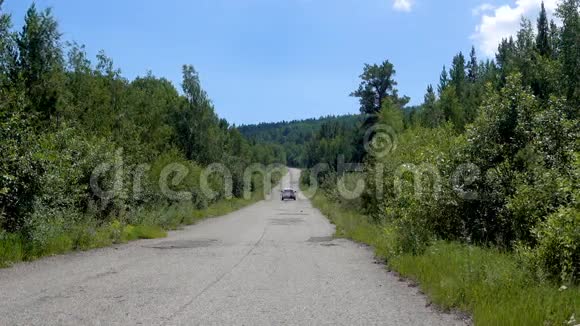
[281,188,297,201]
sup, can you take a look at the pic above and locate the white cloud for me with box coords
[471,0,559,56]
[472,3,496,16]
[393,0,413,12]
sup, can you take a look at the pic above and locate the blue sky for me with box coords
[3,0,556,125]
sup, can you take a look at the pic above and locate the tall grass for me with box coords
[308,189,580,326]
[0,189,266,268]
[0,233,23,266]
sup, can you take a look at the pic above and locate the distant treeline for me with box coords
[239,114,361,167]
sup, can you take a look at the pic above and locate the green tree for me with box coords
[439,86,463,130]
[0,0,15,90]
[125,74,180,158]
[450,52,466,97]
[464,74,539,244]
[16,4,64,121]
[424,84,436,104]
[517,18,536,53]
[351,61,409,162]
[63,42,93,122]
[516,18,537,88]
[536,1,551,57]
[175,65,223,164]
[351,61,409,126]
[437,65,449,95]
[421,84,444,128]
[497,37,518,85]
[556,0,580,112]
[467,46,479,83]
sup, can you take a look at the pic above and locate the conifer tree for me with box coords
[424,84,436,104]
[421,84,443,128]
[467,46,479,83]
[437,65,449,95]
[536,2,551,56]
[450,52,466,97]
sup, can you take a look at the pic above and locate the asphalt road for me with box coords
[0,169,463,325]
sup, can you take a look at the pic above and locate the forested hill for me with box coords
[239,114,361,167]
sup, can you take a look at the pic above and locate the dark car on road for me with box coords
[281,189,297,201]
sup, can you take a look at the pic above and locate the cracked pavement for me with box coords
[0,169,464,325]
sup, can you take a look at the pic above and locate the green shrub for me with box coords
[507,169,574,244]
[0,112,41,232]
[389,206,433,256]
[307,180,580,325]
[23,210,76,258]
[460,76,578,248]
[32,128,119,221]
[533,207,580,283]
[148,150,213,208]
[362,123,466,240]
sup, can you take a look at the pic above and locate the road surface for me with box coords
[0,169,463,325]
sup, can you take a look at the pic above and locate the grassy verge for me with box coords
[0,220,170,266]
[308,190,580,326]
[0,187,268,268]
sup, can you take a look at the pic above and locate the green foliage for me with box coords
[450,52,466,98]
[439,86,464,130]
[16,4,64,120]
[533,206,580,283]
[467,46,479,83]
[298,1,580,286]
[437,65,449,95]
[0,3,284,266]
[350,61,409,118]
[147,150,208,208]
[0,0,16,89]
[419,85,444,127]
[378,98,405,133]
[239,114,359,167]
[0,231,23,266]
[393,242,580,326]
[349,61,410,160]
[385,207,433,256]
[307,188,580,326]
[122,225,166,241]
[461,75,578,248]
[0,111,40,231]
[0,185,271,267]
[305,119,357,170]
[176,65,223,165]
[556,0,580,111]
[536,2,551,57]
